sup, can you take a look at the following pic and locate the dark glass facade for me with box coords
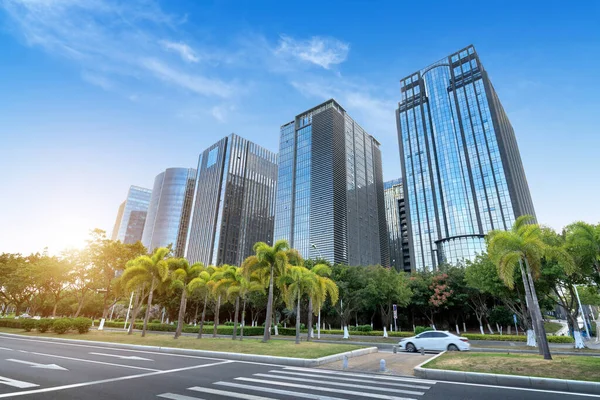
[274,99,388,266]
[396,45,536,270]
[384,179,411,272]
[142,168,197,257]
[185,134,278,266]
[113,185,152,244]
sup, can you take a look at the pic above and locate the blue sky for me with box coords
[0,0,599,254]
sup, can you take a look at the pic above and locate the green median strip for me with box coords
[422,352,600,382]
[0,327,365,359]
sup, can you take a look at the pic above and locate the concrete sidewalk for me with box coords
[318,351,435,376]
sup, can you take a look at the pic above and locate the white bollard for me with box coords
[342,355,349,370]
[380,359,386,372]
[383,326,388,338]
[343,326,349,339]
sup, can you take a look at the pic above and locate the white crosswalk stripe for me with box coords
[235,377,418,400]
[156,366,435,400]
[251,373,425,396]
[266,370,432,390]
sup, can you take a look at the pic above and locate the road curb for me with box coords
[0,332,378,367]
[414,351,600,395]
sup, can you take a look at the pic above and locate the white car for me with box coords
[398,331,470,352]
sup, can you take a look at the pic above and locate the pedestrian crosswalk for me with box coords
[156,366,436,400]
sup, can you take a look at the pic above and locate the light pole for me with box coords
[310,243,323,259]
[123,292,134,330]
[574,285,591,338]
[310,243,323,339]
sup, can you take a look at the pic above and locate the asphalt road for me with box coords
[0,334,596,400]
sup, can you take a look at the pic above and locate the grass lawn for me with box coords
[544,322,563,334]
[0,327,365,359]
[423,352,600,382]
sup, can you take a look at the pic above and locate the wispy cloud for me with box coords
[81,71,114,91]
[160,40,199,63]
[275,35,349,69]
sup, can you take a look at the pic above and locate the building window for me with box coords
[207,148,219,168]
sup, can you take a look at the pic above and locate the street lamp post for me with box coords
[123,292,134,330]
[310,243,323,339]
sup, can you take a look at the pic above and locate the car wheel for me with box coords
[405,342,416,353]
[447,344,459,351]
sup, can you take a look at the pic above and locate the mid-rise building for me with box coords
[142,168,197,256]
[274,99,388,266]
[112,185,152,244]
[384,179,411,272]
[185,134,278,266]
[396,45,536,270]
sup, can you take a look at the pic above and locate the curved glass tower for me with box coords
[142,168,196,256]
[396,45,535,270]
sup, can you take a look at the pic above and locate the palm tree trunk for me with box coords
[142,278,156,338]
[213,294,221,338]
[232,296,240,340]
[295,291,301,344]
[174,289,187,339]
[128,292,141,335]
[240,297,246,341]
[198,292,208,339]
[307,297,313,342]
[519,260,542,353]
[523,259,552,360]
[317,309,321,339]
[263,266,275,343]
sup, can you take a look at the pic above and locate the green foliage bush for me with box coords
[150,319,161,324]
[462,333,574,343]
[72,318,92,334]
[349,325,373,332]
[415,326,433,335]
[224,321,235,326]
[21,319,36,332]
[52,318,72,334]
[37,319,54,333]
[0,319,22,329]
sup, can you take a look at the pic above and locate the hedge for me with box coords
[37,319,54,333]
[0,319,22,329]
[72,318,92,334]
[52,318,72,334]
[462,333,574,343]
[21,319,37,332]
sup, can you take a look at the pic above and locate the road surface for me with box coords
[0,334,596,399]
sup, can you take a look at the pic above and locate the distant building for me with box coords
[274,99,388,266]
[112,185,152,244]
[185,134,278,266]
[142,168,197,257]
[384,179,411,272]
[396,45,536,270]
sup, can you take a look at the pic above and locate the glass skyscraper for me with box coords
[185,134,278,266]
[142,168,197,257]
[396,45,536,271]
[384,179,411,272]
[274,99,388,266]
[111,185,152,244]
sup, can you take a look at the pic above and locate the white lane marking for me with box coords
[6,359,68,371]
[284,367,437,385]
[0,376,39,389]
[213,381,350,400]
[0,360,233,398]
[89,352,153,361]
[435,380,600,397]
[157,393,205,400]
[252,373,425,396]
[191,386,288,400]
[15,350,160,372]
[269,370,431,390]
[234,377,416,400]
[0,348,13,351]
[0,334,280,366]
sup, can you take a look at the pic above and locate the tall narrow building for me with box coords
[111,185,152,244]
[396,45,536,270]
[142,168,197,257]
[274,99,388,266]
[185,134,278,266]
[384,179,411,272]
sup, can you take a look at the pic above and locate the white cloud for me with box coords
[160,40,199,63]
[276,35,349,69]
[81,71,114,91]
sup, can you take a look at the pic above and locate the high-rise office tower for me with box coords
[112,185,152,244]
[396,45,536,271]
[274,99,388,266]
[384,179,411,272]
[142,168,197,256]
[185,134,278,266]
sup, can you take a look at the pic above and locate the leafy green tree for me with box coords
[565,222,600,283]
[208,265,234,337]
[0,254,37,315]
[280,266,317,344]
[188,267,214,339]
[241,240,291,342]
[169,259,204,339]
[364,266,412,331]
[307,263,338,341]
[33,255,72,318]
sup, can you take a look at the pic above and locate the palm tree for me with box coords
[487,215,553,360]
[119,270,149,335]
[208,265,232,337]
[241,240,291,342]
[213,265,243,339]
[169,259,204,339]
[281,265,318,344]
[566,222,600,277]
[308,263,339,341]
[188,266,215,339]
[121,247,170,337]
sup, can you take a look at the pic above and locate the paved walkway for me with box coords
[318,351,434,376]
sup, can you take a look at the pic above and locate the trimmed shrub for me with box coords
[224,321,235,326]
[37,319,54,333]
[52,318,72,334]
[0,319,22,329]
[462,333,574,343]
[72,318,92,334]
[349,325,373,332]
[414,326,433,335]
[151,319,161,324]
[21,319,36,332]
